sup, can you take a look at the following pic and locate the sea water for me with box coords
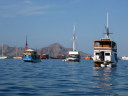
[0,59,128,96]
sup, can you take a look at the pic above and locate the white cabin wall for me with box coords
[94,50,100,61]
[94,50,113,62]
[104,51,111,62]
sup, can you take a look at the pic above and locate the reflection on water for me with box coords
[92,67,117,95]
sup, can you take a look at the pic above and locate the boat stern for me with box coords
[94,61,116,67]
[23,53,32,62]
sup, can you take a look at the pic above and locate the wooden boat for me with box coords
[40,54,49,59]
[51,55,65,59]
[63,24,80,62]
[13,56,22,59]
[94,12,117,67]
[57,55,66,59]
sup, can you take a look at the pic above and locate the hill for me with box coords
[38,43,88,57]
[0,44,24,58]
[0,43,89,58]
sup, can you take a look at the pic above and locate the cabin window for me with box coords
[95,42,100,47]
[96,53,99,55]
[105,53,110,56]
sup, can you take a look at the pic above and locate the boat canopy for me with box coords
[24,49,37,54]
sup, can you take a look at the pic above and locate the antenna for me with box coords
[73,24,75,51]
[107,11,109,28]
[26,36,28,50]
[106,11,109,39]
[103,11,112,39]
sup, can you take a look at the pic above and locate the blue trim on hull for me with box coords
[23,53,40,63]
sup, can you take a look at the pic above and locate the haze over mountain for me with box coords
[0,43,89,58]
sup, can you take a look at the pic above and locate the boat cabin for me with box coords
[68,51,80,58]
[24,49,37,54]
[94,39,117,52]
[94,39,117,65]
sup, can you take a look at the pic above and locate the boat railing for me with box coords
[94,47,111,49]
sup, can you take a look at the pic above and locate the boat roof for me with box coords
[95,39,116,43]
[69,51,79,54]
[95,39,111,42]
[25,49,34,52]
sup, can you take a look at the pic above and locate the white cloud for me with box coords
[24,0,32,4]
[0,1,54,17]
[19,5,51,16]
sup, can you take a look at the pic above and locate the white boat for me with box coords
[122,56,128,60]
[0,44,7,59]
[63,24,80,62]
[93,12,118,67]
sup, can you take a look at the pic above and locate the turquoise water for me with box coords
[0,59,128,96]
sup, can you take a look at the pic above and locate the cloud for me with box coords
[0,1,54,17]
[24,0,32,4]
[19,5,52,16]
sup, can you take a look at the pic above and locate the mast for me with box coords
[106,11,111,39]
[107,11,109,28]
[73,24,75,51]
[26,36,28,50]
[105,11,111,39]
[16,47,18,57]
[2,44,3,57]
[106,11,109,39]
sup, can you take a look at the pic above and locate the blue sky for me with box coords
[0,0,128,56]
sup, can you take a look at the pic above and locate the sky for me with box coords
[0,0,128,56]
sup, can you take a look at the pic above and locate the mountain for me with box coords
[38,43,88,57]
[0,44,24,58]
[38,43,69,57]
[0,43,89,58]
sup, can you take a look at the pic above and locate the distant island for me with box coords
[0,43,89,58]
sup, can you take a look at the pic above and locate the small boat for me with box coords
[63,24,80,62]
[13,56,22,59]
[122,56,128,60]
[57,55,66,59]
[64,51,80,62]
[40,54,49,59]
[22,37,40,62]
[83,56,93,60]
[13,48,22,59]
[93,12,118,67]
[23,49,40,62]
[0,44,7,59]
[51,55,65,59]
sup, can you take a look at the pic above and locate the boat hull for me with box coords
[0,56,7,59]
[23,59,41,63]
[94,61,116,67]
[64,57,80,62]
[23,53,41,63]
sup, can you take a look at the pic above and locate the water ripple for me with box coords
[0,59,128,95]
